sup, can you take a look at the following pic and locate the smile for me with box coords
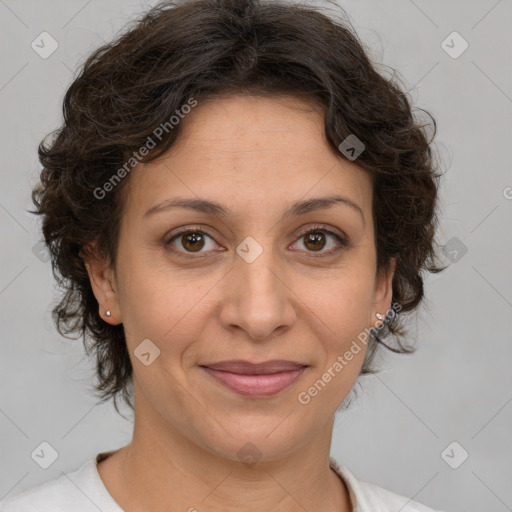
[200,363,308,397]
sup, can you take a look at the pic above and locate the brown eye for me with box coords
[166,229,217,256]
[303,231,326,251]
[181,232,206,252]
[293,226,347,256]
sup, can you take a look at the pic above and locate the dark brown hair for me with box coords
[31,0,445,412]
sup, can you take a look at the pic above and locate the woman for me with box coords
[0,0,445,510]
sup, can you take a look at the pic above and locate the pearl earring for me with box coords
[376,313,384,320]
[105,310,111,317]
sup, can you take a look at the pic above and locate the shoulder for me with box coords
[330,458,444,512]
[352,480,442,512]
[0,457,115,512]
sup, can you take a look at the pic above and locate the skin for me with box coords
[83,94,396,512]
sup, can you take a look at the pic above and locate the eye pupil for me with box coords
[183,232,205,252]
[304,232,325,251]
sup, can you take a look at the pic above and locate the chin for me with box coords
[192,412,314,465]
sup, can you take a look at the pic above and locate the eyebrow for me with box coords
[143,194,364,224]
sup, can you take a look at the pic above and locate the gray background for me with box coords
[1,1,511,511]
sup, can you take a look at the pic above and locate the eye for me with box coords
[165,226,219,257]
[164,224,347,259]
[291,225,347,257]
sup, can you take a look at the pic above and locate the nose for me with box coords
[218,246,297,341]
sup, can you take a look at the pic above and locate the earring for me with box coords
[376,313,384,320]
[105,310,111,317]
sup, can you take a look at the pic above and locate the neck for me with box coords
[98,393,352,512]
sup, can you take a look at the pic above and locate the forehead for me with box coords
[124,94,373,220]
[168,94,334,157]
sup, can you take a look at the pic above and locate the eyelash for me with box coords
[164,224,347,259]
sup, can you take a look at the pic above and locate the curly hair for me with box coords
[30,0,445,412]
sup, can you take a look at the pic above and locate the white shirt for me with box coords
[0,452,444,511]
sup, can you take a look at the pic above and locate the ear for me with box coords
[372,257,396,328]
[81,242,122,325]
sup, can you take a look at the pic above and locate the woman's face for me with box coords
[87,94,394,462]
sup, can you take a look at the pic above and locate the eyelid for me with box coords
[296,223,346,241]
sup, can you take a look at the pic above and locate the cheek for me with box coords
[115,251,215,365]
[303,268,375,338]
[298,278,373,407]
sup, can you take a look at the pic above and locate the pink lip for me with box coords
[200,360,308,397]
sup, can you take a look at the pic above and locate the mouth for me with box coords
[199,360,309,397]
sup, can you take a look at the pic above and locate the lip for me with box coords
[200,360,308,397]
